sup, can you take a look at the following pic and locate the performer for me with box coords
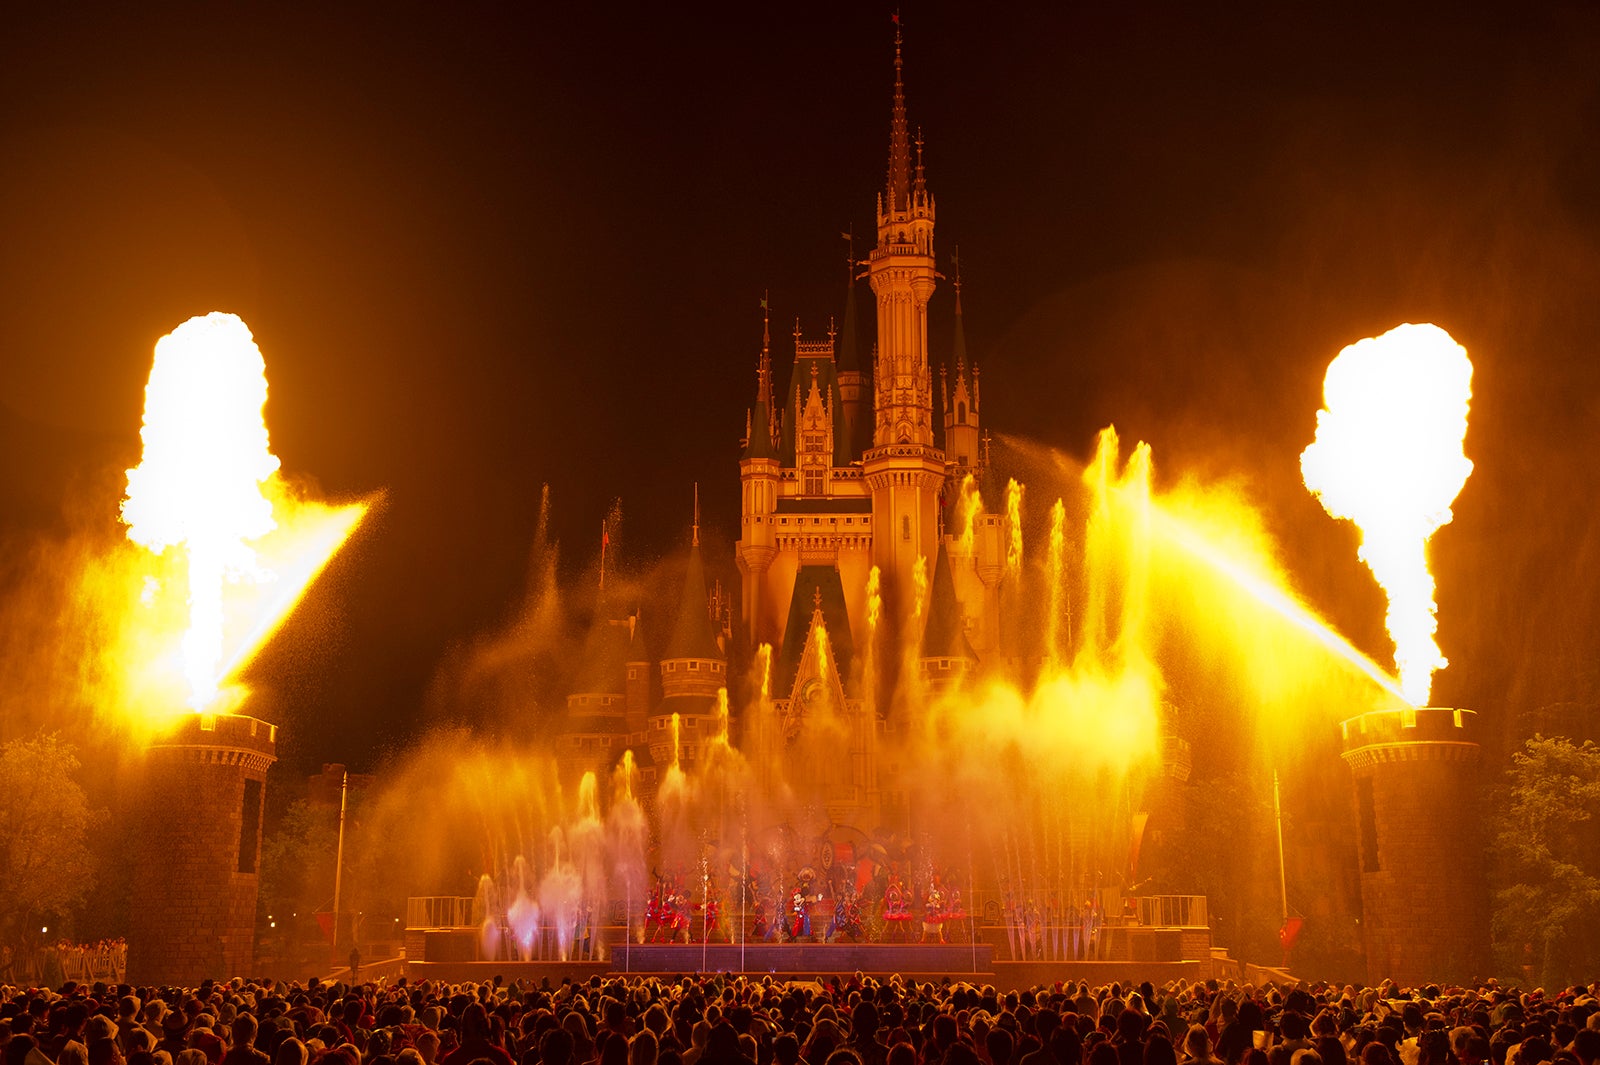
[790,885,814,940]
[1086,896,1104,960]
[751,894,770,941]
[645,879,664,942]
[700,883,721,942]
[921,876,946,944]
[826,884,863,942]
[882,873,911,942]
[944,884,965,944]
[669,879,691,943]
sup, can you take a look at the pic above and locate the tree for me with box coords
[0,733,103,943]
[1490,734,1600,987]
[258,793,404,965]
[1148,770,1284,965]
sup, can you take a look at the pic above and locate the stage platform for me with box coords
[613,941,995,979]
[404,943,1216,990]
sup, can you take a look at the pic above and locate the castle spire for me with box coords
[951,247,967,375]
[886,14,912,211]
[743,293,778,461]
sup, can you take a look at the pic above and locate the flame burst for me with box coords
[1301,323,1473,705]
[122,312,368,714]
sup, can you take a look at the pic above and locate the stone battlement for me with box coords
[1340,707,1478,769]
[148,713,277,771]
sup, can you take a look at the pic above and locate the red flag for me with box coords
[315,911,337,946]
[1278,916,1304,951]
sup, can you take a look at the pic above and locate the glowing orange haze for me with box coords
[121,312,367,720]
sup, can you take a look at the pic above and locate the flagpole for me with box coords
[333,770,348,955]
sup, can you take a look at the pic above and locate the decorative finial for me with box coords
[828,315,837,344]
[761,290,770,354]
[813,586,823,611]
[914,127,926,195]
[692,482,700,548]
[794,317,802,343]
[886,9,911,210]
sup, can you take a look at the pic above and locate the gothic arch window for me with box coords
[902,515,911,540]
[957,401,966,423]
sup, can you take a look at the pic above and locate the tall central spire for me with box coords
[886,18,912,211]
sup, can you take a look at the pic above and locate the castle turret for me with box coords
[651,508,727,772]
[737,301,782,648]
[1340,707,1490,985]
[941,254,981,488]
[920,543,975,697]
[862,24,946,623]
[557,612,631,785]
[128,713,276,985]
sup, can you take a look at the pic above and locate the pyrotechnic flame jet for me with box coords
[122,312,367,713]
[1300,323,1474,706]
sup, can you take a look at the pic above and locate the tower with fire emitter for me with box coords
[127,713,277,985]
[1340,706,1490,985]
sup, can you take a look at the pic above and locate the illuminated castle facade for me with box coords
[556,31,1006,826]
[730,27,1006,825]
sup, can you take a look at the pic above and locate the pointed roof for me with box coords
[886,21,912,211]
[743,298,778,461]
[921,544,976,661]
[664,539,724,662]
[775,564,855,696]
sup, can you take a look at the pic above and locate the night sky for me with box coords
[3,3,1599,772]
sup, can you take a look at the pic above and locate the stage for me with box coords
[401,940,1217,990]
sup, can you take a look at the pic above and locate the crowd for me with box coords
[2,972,1598,1065]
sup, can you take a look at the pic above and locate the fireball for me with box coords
[122,312,367,713]
[1301,323,1473,705]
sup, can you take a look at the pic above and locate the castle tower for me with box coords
[862,24,946,623]
[128,713,276,985]
[651,507,727,772]
[556,612,630,786]
[920,543,976,698]
[1340,707,1490,985]
[941,252,981,491]
[737,301,782,648]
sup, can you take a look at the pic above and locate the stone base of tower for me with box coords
[127,713,277,986]
[1340,707,1488,987]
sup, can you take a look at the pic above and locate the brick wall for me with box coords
[1341,708,1489,986]
[127,715,276,986]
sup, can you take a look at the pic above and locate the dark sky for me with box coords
[3,3,1599,771]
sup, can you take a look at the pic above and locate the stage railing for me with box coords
[1135,895,1208,928]
[406,896,474,929]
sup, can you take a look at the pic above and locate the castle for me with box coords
[556,28,1007,830]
